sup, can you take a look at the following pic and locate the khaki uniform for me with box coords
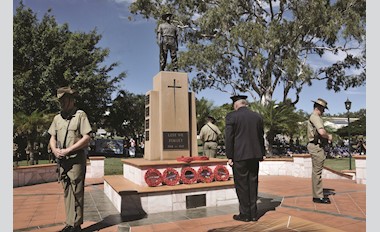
[48,109,92,227]
[157,21,178,71]
[199,122,222,158]
[307,112,326,199]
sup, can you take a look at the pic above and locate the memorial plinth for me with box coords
[104,71,236,216]
[144,71,197,160]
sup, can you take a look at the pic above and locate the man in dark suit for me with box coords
[225,95,265,222]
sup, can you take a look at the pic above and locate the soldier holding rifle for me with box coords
[307,98,333,204]
[48,87,92,232]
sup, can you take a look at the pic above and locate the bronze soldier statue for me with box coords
[157,12,178,71]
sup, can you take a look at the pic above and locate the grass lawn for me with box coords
[324,158,356,171]
[14,156,356,175]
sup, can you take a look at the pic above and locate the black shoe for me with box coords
[69,225,81,232]
[313,197,331,204]
[233,214,250,222]
[60,225,72,232]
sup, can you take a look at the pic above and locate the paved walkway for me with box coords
[13,176,366,232]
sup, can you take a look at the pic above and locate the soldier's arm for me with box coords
[59,134,91,157]
[317,128,332,142]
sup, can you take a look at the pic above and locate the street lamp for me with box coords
[344,98,352,170]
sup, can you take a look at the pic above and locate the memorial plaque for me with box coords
[145,94,150,105]
[163,132,189,150]
[145,119,149,129]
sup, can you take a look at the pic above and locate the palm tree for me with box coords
[250,100,306,156]
[195,97,215,133]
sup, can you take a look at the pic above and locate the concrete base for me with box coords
[104,158,237,215]
[104,176,238,215]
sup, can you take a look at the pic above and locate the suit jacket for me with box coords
[225,107,265,161]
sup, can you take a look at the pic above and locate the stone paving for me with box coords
[13,176,366,232]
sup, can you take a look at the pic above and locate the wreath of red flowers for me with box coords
[162,167,180,186]
[144,168,163,187]
[176,156,193,163]
[214,165,230,181]
[192,156,209,161]
[197,166,214,183]
[181,167,198,184]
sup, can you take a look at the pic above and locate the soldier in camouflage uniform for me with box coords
[48,87,92,232]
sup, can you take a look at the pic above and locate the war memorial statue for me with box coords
[157,12,178,71]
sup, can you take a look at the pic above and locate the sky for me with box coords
[11,0,367,115]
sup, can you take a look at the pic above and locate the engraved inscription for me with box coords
[163,132,189,150]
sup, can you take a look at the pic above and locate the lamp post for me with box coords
[345,98,352,170]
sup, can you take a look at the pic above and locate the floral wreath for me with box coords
[176,156,193,163]
[181,167,198,184]
[144,168,163,187]
[197,166,214,183]
[162,167,180,186]
[176,156,209,163]
[192,156,209,161]
[214,165,230,181]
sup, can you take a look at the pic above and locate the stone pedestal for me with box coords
[144,71,197,160]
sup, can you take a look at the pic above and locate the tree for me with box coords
[336,115,366,137]
[130,0,365,107]
[13,110,55,164]
[195,97,215,133]
[250,100,306,155]
[105,90,146,138]
[13,2,126,126]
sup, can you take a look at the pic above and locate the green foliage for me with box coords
[195,98,230,140]
[13,2,126,126]
[130,0,365,108]
[13,110,55,152]
[250,100,307,155]
[105,90,146,137]
[336,116,366,137]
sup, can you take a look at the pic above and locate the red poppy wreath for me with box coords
[197,166,214,183]
[162,167,180,186]
[144,168,163,187]
[181,167,198,184]
[214,165,230,181]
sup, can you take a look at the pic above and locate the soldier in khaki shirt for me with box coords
[48,87,92,232]
[157,12,178,71]
[307,98,333,204]
[199,115,222,158]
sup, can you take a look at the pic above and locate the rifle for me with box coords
[55,117,71,183]
[56,140,62,183]
[159,37,164,71]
